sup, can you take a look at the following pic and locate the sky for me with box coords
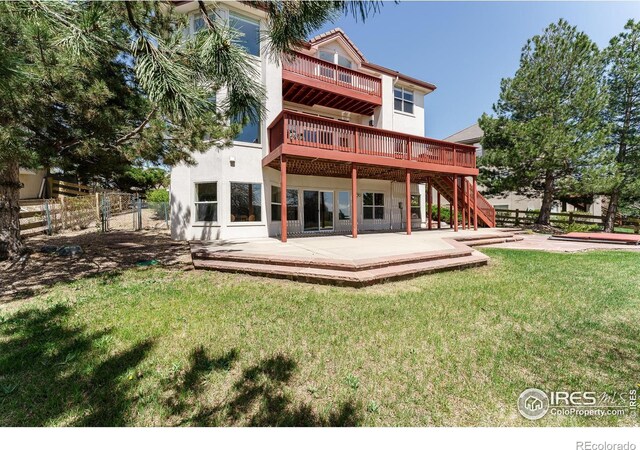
[312,1,640,139]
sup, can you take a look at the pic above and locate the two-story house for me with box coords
[170,1,495,242]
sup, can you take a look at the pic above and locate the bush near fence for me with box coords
[495,209,640,233]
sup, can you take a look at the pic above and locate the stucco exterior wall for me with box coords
[19,169,46,200]
[170,2,433,242]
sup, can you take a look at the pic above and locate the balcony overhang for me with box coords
[282,52,382,116]
[265,110,479,179]
[264,146,479,179]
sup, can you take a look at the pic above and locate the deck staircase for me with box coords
[430,176,496,228]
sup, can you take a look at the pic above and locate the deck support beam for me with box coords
[467,178,472,231]
[453,176,459,232]
[473,176,478,231]
[427,177,433,230]
[280,156,287,242]
[437,191,441,229]
[461,177,466,230]
[406,170,412,235]
[352,163,358,238]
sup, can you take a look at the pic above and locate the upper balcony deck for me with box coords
[282,52,382,116]
[264,110,478,177]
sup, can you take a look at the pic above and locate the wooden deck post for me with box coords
[437,191,441,229]
[453,176,459,232]
[427,177,433,230]
[280,156,287,243]
[351,163,358,238]
[461,177,466,230]
[467,179,471,231]
[405,170,411,235]
[449,203,453,228]
[473,176,478,231]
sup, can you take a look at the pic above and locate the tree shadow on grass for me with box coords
[166,348,362,427]
[0,304,153,426]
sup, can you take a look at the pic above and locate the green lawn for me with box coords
[1,249,639,426]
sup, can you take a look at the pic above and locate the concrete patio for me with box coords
[190,228,524,286]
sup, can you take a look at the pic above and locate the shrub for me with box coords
[429,205,452,224]
[147,188,169,203]
[560,222,601,233]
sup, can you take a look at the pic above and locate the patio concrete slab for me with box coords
[190,228,504,262]
[189,228,523,286]
[479,233,640,253]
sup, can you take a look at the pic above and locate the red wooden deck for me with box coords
[282,51,382,115]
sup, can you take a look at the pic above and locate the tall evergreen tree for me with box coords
[600,20,640,232]
[0,1,383,259]
[479,19,607,226]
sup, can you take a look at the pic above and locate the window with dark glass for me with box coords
[411,194,421,220]
[230,183,262,222]
[232,112,260,144]
[338,191,351,220]
[394,87,414,114]
[194,182,218,222]
[229,12,260,57]
[271,186,299,221]
[363,192,384,220]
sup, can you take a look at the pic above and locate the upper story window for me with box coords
[232,105,260,144]
[317,49,352,68]
[233,114,261,144]
[337,55,352,69]
[319,50,333,63]
[229,12,260,57]
[394,87,414,114]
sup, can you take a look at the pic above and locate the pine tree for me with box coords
[600,20,640,232]
[0,1,383,259]
[479,20,607,226]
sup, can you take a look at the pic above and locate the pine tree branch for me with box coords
[114,107,157,146]
[197,1,217,31]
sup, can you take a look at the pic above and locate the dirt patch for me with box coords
[0,226,192,307]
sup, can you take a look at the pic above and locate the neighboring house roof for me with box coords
[444,123,483,144]
[307,28,436,92]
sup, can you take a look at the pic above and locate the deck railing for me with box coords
[465,178,495,226]
[268,111,477,169]
[283,52,382,98]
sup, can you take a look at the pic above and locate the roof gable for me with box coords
[308,28,366,63]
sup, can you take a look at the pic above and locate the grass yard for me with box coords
[1,248,639,426]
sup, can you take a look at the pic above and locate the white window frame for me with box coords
[194,182,218,223]
[317,49,352,68]
[271,186,299,222]
[337,191,351,221]
[228,11,261,59]
[230,181,263,223]
[394,86,414,115]
[363,192,385,220]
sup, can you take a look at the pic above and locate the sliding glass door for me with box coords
[303,190,334,231]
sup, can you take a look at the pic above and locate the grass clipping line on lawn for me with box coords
[0,249,639,426]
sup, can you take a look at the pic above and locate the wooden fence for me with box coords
[49,179,92,197]
[20,192,154,237]
[18,197,98,238]
[495,209,640,233]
